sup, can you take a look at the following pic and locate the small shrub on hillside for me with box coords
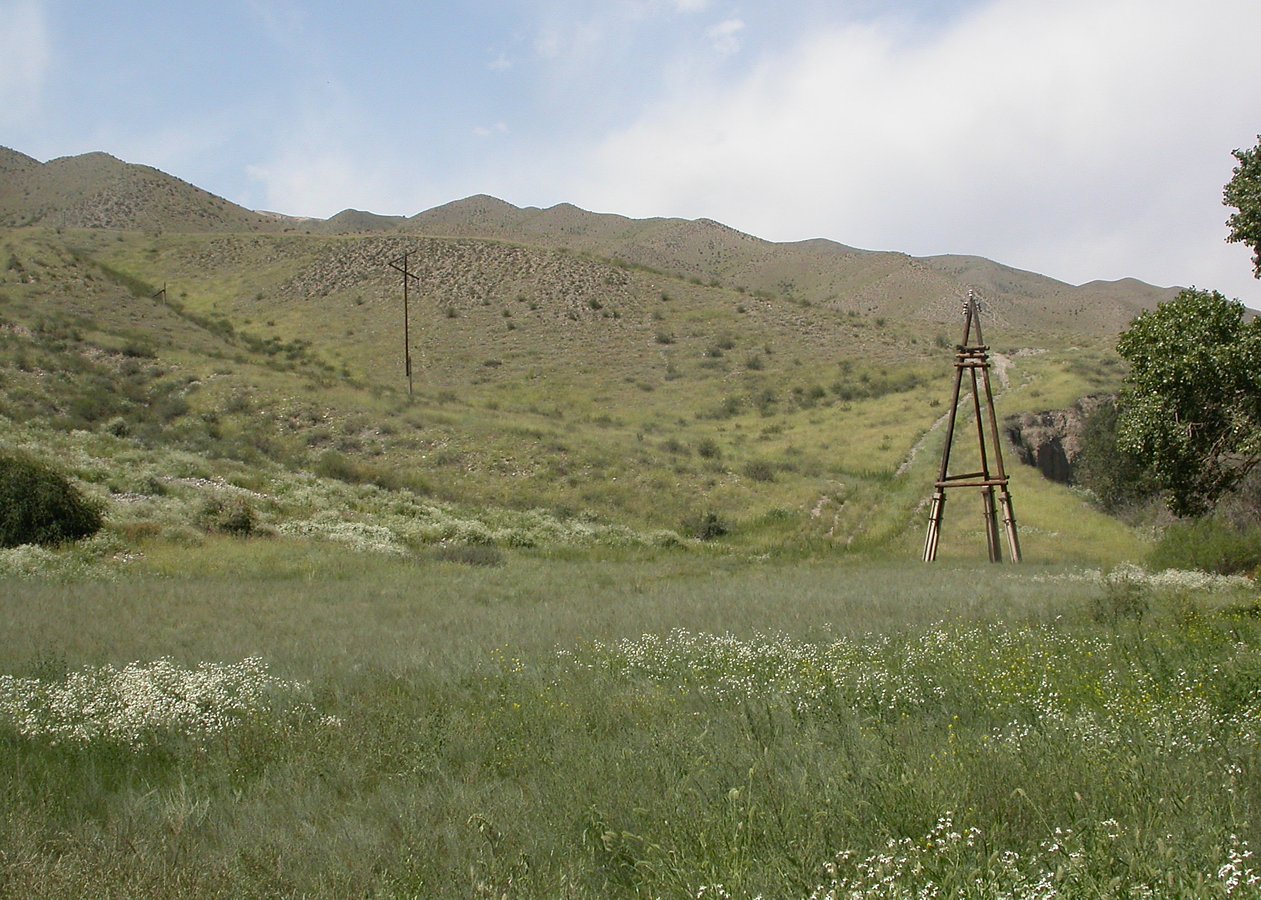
[696,438,721,460]
[314,450,420,493]
[1148,518,1261,576]
[744,459,776,483]
[0,452,103,548]
[683,510,728,541]
[197,497,256,537]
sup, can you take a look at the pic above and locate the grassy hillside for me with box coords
[0,149,280,232]
[406,196,1180,336]
[1,214,1146,569]
[0,145,1178,569]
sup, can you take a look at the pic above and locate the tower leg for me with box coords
[923,489,946,562]
[999,488,1021,562]
[982,486,1002,563]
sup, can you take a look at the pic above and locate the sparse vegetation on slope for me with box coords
[0,204,1154,563]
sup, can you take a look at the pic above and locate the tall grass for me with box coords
[1,555,1258,896]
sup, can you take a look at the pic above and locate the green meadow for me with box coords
[2,548,1260,897]
[2,222,1259,896]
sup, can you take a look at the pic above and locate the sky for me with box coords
[3,0,1260,308]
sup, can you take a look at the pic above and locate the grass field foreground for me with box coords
[2,555,1260,897]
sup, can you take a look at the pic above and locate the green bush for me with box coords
[744,459,776,483]
[1077,399,1160,511]
[1091,568,1150,625]
[314,450,430,495]
[682,510,728,541]
[1148,518,1261,576]
[197,497,256,537]
[0,452,103,548]
[696,438,721,460]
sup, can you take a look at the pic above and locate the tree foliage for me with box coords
[1115,288,1261,516]
[1076,398,1159,512]
[0,452,104,548]
[1224,134,1261,279]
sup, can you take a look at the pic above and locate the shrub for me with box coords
[197,497,256,537]
[696,438,721,460]
[683,510,728,541]
[745,459,776,483]
[1077,398,1160,511]
[1091,568,1150,625]
[1148,518,1261,576]
[0,452,103,548]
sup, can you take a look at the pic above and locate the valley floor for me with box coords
[2,552,1259,897]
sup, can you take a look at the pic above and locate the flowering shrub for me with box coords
[572,622,1261,757]
[0,657,323,749]
[0,531,126,579]
[1038,564,1253,593]
[277,518,408,554]
[806,815,1261,899]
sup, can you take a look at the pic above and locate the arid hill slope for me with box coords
[407,195,1179,336]
[0,147,1180,337]
[0,149,278,233]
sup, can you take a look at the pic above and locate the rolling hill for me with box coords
[0,149,279,233]
[0,146,1169,563]
[405,195,1180,336]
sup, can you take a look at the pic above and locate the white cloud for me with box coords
[488,53,513,71]
[473,122,510,138]
[0,0,51,126]
[675,0,711,12]
[244,99,403,217]
[534,20,605,61]
[559,0,1261,306]
[705,18,745,55]
[245,154,363,216]
[534,28,562,59]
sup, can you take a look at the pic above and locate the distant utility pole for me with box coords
[388,253,419,399]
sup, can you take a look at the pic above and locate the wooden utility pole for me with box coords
[923,290,1021,563]
[388,253,420,399]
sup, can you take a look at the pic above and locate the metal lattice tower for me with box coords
[922,290,1021,563]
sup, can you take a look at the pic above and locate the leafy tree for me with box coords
[0,452,103,547]
[1076,398,1159,512]
[1115,288,1261,516]
[1225,134,1261,279]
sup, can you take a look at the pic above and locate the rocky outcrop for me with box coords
[1005,395,1110,484]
